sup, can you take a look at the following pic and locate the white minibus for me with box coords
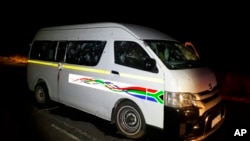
[27,22,225,140]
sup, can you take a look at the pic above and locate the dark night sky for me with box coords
[1,2,249,71]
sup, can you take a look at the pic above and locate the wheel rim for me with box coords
[35,86,45,103]
[117,105,141,135]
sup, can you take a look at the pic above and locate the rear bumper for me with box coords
[164,102,226,140]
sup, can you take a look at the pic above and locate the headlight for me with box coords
[164,92,196,107]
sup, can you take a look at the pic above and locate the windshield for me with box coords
[145,40,203,69]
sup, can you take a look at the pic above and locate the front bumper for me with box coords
[164,102,226,140]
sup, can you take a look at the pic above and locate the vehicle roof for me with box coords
[40,22,176,40]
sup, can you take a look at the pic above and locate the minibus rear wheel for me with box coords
[115,101,146,139]
[34,83,50,107]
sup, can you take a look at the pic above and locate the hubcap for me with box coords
[39,91,44,97]
[125,112,137,126]
[118,105,141,135]
[36,87,45,103]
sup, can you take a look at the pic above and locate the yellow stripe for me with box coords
[28,60,110,74]
[63,65,110,74]
[120,73,164,83]
[28,60,164,83]
[28,60,58,67]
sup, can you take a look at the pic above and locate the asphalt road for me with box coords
[0,63,249,141]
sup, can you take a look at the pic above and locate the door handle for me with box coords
[58,63,63,70]
[111,70,119,75]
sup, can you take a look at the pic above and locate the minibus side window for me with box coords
[114,41,153,71]
[30,41,57,61]
[65,41,106,66]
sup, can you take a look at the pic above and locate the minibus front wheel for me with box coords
[115,101,146,139]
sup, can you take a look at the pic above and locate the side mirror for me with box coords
[144,58,158,72]
[185,42,200,58]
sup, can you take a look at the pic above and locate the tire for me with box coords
[34,83,50,107]
[115,101,146,139]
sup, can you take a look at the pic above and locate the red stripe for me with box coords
[120,86,146,92]
[119,86,157,93]
[79,78,92,81]
[147,88,157,93]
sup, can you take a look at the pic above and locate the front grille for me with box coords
[197,85,220,104]
[201,93,219,103]
[198,85,218,96]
